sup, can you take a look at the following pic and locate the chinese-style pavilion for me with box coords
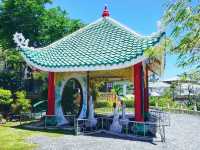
[15,6,165,123]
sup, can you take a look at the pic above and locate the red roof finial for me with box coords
[102,5,110,17]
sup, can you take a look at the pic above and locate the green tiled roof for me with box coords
[20,17,165,72]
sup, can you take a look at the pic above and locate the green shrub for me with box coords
[95,100,113,108]
[11,91,31,114]
[124,99,134,107]
[158,97,170,107]
[149,96,185,109]
[149,96,158,106]
[122,96,134,108]
[0,88,13,116]
[0,88,13,105]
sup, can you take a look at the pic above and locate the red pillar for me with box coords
[47,72,55,115]
[133,62,144,122]
[144,66,149,120]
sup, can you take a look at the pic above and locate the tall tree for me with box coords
[0,0,84,48]
[163,0,200,79]
[0,0,84,91]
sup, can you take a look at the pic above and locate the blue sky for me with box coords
[49,0,185,79]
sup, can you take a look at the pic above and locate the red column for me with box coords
[133,62,144,122]
[144,66,149,120]
[47,72,55,115]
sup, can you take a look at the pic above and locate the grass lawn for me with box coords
[0,122,63,150]
[0,108,133,150]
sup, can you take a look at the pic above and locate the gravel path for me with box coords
[27,113,200,150]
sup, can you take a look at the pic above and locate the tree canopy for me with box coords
[163,0,200,79]
[0,0,84,48]
[0,0,84,91]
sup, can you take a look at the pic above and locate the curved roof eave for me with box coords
[21,51,146,72]
[16,16,165,72]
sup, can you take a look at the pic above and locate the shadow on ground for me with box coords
[84,132,156,145]
[10,121,74,135]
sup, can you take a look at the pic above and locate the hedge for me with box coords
[95,98,134,108]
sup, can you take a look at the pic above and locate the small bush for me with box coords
[149,96,186,109]
[149,96,157,106]
[0,88,13,116]
[124,99,134,107]
[11,91,31,114]
[95,100,113,108]
[0,88,13,105]
[122,96,134,108]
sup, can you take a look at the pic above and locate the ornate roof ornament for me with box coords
[157,20,165,33]
[13,32,29,48]
[102,5,110,17]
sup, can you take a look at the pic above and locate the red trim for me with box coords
[47,72,55,115]
[133,62,144,122]
[144,66,149,114]
[102,6,110,17]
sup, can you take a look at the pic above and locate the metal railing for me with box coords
[75,114,168,142]
[19,111,46,125]
[44,114,75,130]
[75,117,104,135]
[150,109,171,126]
[17,110,169,142]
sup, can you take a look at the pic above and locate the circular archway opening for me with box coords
[61,78,83,117]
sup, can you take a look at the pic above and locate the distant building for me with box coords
[163,76,200,101]
[149,81,170,96]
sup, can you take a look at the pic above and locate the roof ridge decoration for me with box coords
[14,17,165,51]
[13,8,165,72]
[102,5,110,17]
[13,32,29,48]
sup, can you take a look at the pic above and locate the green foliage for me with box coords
[0,88,31,115]
[163,0,200,72]
[149,96,179,108]
[90,81,104,102]
[33,72,47,80]
[0,0,84,48]
[122,96,134,107]
[0,88,13,105]
[95,100,113,108]
[111,85,122,95]
[61,79,82,116]
[95,96,134,108]
[11,91,31,114]
[149,96,157,106]
[124,100,134,108]
[0,71,22,91]
[0,88,13,116]
[0,0,84,91]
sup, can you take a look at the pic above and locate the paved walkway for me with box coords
[27,113,200,150]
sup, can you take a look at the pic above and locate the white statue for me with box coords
[56,104,69,127]
[120,101,129,126]
[55,85,69,127]
[87,96,97,127]
[13,32,29,48]
[110,103,122,133]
